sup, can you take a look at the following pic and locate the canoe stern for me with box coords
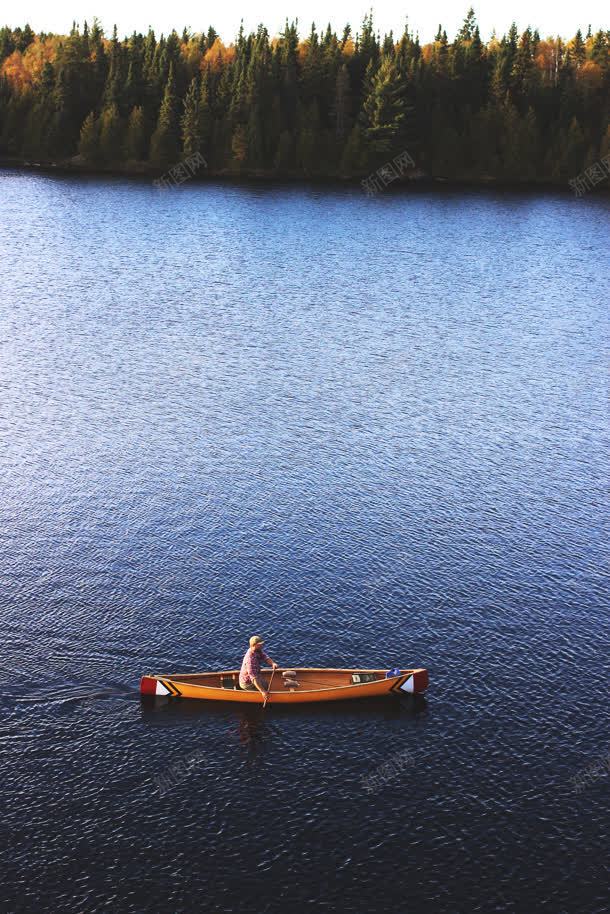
[140,675,175,697]
[389,668,429,694]
[411,668,429,693]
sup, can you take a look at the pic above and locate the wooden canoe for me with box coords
[140,667,429,704]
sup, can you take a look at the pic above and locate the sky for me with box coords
[4,0,608,42]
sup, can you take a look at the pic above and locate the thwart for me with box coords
[140,667,429,704]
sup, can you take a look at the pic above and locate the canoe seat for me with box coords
[351,673,377,684]
[220,675,239,690]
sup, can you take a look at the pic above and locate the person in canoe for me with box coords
[239,635,278,699]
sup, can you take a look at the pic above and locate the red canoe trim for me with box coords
[412,669,429,693]
[140,676,183,697]
[140,676,158,696]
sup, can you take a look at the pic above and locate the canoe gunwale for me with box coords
[160,667,416,679]
[141,668,428,700]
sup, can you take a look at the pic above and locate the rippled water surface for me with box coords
[0,170,608,913]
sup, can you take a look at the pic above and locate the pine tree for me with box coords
[339,123,366,176]
[181,77,200,157]
[296,99,321,174]
[78,110,100,161]
[519,107,540,179]
[99,103,124,163]
[572,30,586,69]
[512,28,539,104]
[198,69,212,158]
[333,64,351,140]
[149,65,180,167]
[433,26,449,75]
[231,124,248,165]
[247,104,264,169]
[125,105,146,160]
[458,8,477,42]
[561,116,586,176]
[361,56,408,157]
[47,69,73,158]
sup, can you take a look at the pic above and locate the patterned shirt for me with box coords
[239,648,272,687]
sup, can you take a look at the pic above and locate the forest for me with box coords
[0,10,608,186]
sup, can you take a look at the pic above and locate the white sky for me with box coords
[4,1,608,42]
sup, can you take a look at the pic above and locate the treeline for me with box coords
[0,10,609,184]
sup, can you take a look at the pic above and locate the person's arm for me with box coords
[262,652,278,670]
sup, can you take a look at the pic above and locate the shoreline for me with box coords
[1,156,608,196]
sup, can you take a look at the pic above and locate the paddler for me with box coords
[239,635,278,700]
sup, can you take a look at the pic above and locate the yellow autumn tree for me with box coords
[1,51,30,91]
[202,38,235,74]
[577,60,603,89]
[421,44,435,65]
[180,39,203,78]
[22,37,58,82]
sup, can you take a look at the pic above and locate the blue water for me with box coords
[0,170,608,913]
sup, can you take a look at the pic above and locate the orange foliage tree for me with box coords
[202,38,235,73]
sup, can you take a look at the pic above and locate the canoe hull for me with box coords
[140,668,429,704]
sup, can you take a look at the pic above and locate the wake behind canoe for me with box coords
[140,667,429,703]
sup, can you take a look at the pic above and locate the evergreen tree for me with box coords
[149,64,180,167]
[361,56,408,157]
[47,69,73,158]
[339,122,366,175]
[247,104,264,169]
[78,110,100,161]
[458,8,477,42]
[125,105,146,160]
[561,116,586,176]
[99,103,124,163]
[512,28,539,104]
[197,69,212,158]
[181,76,200,157]
[572,30,586,68]
[296,100,321,174]
[231,124,248,165]
[333,63,351,140]
[0,27,15,63]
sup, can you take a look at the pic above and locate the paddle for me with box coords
[263,667,276,708]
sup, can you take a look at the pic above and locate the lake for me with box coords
[0,169,608,913]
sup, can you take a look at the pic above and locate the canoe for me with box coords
[140,667,429,704]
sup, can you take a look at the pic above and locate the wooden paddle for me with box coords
[263,667,276,708]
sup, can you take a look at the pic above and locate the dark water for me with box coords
[0,170,608,913]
